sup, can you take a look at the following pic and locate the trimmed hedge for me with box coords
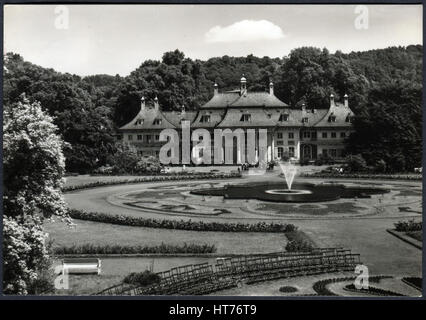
[69,209,297,233]
[63,172,242,192]
[53,242,217,255]
[301,173,421,181]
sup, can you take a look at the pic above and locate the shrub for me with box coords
[394,220,422,232]
[93,165,114,175]
[345,154,368,172]
[134,156,162,174]
[374,159,387,173]
[68,209,297,233]
[285,231,315,252]
[123,270,161,287]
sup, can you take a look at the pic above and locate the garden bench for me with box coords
[62,258,101,275]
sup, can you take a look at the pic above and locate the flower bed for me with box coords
[68,209,297,233]
[344,283,404,296]
[63,172,242,192]
[300,173,422,181]
[279,286,298,293]
[312,275,392,296]
[401,277,422,291]
[53,242,216,255]
[394,220,422,232]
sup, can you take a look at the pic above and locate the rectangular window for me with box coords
[240,114,252,122]
[322,132,327,138]
[289,147,295,157]
[331,149,337,157]
[328,116,336,122]
[135,119,143,125]
[311,132,317,139]
[200,115,211,123]
[146,135,152,143]
[277,147,284,158]
[288,140,295,146]
[302,117,309,123]
[303,131,311,138]
[288,132,294,139]
[155,135,160,141]
[276,140,284,146]
[153,119,162,125]
[340,132,346,138]
[331,132,337,138]
[128,135,133,141]
[277,132,283,139]
[137,135,142,140]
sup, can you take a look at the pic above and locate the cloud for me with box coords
[205,20,285,43]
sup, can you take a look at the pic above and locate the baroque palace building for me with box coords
[118,76,355,164]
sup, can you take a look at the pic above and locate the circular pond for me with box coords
[191,182,389,203]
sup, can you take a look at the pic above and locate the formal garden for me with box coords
[3,46,423,297]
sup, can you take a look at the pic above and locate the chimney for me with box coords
[269,79,274,95]
[154,96,159,111]
[344,94,349,108]
[240,74,247,95]
[214,82,218,96]
[330,94,335,107]
[140,96,145,111]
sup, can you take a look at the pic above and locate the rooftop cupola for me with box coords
[344,94,349,108]
[154,96,159,111]
[269,79,274,95]
[330,94,335,108]
[140,96,145,111]
[240,74,247,95]
[214,82,218,96]
[181,104,186,116]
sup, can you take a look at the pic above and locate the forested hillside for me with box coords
[3,45,422,172]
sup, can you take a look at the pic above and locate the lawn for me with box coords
[45,219,288,255]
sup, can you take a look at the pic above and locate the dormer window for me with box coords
[345,115,353,123]
[135,119,144,125]
[153,118,162,125]
[279,113,289,122]
[328,115,337,122]
[240,114,251,122]
[302,117,309,123]
[200,115,211,123]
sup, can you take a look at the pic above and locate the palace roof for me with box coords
[119,102,175,131]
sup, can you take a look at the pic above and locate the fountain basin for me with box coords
[191,182,389,203]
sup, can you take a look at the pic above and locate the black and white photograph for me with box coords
[1,3,423,301]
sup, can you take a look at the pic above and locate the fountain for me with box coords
[191,161,389,202]
[279,161,298,191]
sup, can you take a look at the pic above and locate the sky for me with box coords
[4,4,423,76]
